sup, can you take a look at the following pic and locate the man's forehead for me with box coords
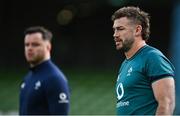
[115,17,131,23]
[25,33,43,40]
[113,17,136,28]
[26,32,42,38]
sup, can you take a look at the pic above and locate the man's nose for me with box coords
[26,45,33,50]
[113,32,118,41]
[113,30,118,38]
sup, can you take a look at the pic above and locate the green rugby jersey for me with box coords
[116,45,175,115]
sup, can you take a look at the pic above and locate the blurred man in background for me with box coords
[112,6,175,115]
[19,26,70,115]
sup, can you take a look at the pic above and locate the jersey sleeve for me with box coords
[145,51,175,83]
[45,74,70,115]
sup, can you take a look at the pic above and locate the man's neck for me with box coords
[125,40,146,59]
[30,56,51,68]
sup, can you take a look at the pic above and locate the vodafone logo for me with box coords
[116,83,124,100]
[58,93,69,103]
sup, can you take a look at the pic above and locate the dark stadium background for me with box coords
[0,0,180,114]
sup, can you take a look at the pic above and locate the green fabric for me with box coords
[116,45,175,115]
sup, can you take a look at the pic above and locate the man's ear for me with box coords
[46,41,52,52]
[135,25,142,37]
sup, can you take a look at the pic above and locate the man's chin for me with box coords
[116,46,122,50]
[26,59,35,64]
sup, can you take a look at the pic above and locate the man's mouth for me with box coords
[115,40,122,45]
[27,53,33,57]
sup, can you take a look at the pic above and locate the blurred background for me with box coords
[0,0,180,115]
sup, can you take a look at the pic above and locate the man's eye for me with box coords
[118,28,124,31]
[32,43,40,47]
[25,43,29,46]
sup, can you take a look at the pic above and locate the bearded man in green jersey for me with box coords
[112,6,175,115]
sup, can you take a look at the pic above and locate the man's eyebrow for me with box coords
[113,26,124,29]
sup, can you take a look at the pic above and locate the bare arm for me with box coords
[152,77,175,115]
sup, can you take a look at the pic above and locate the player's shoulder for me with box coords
[45,60,68,82]
[142,45,173,66]
[43,73,68,91]
[143,45,164,58]
[47,67,68,83]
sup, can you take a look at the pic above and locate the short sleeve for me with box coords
[145,51,175,83]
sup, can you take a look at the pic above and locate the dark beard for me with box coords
[27,57,44,67]
[122,38,134,52]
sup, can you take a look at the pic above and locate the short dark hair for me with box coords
[111,6,150,41]
[24,26,53,41]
